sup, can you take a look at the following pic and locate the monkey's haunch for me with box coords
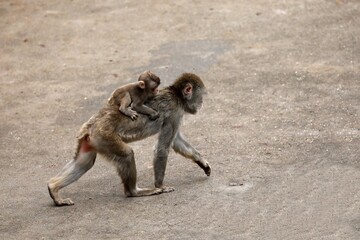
[80,139,93,153]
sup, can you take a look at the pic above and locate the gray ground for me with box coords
[0,0,359,239]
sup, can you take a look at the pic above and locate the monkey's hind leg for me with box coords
[105,142,163,197]
[48,139,97,206]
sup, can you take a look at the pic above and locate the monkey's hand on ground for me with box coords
[194,160,211,176]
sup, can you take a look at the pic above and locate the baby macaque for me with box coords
[108,71,161,120]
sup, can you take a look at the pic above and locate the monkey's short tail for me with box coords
[74,117,95,160]
[76,113,98,139]
[76,124,90,140]
[74,138,83,160]
[74,131,92,160]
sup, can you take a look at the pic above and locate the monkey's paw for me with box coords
[130,112,138,120]
[161,186,175,193]
[204,164,211,176]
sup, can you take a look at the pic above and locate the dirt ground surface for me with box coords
[1,0,359,239]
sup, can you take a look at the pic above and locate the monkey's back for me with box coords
[79,87,184,143]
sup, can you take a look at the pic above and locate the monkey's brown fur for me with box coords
[48,73,211,206]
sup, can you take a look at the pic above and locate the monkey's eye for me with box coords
[152,77,160,84]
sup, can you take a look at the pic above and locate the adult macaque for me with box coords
[108,71,160,120]
[48,73,211,206]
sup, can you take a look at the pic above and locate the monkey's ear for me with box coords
[183,83,193,100]
[138,80,146,89]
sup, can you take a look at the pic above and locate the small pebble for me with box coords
[229,181,244,187]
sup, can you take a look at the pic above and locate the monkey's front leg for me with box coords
[172,132,211,176]
[153,125,176,192]
[119,93,138,120]
[153,148,175,193]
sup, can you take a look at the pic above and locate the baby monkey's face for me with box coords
[139,71,161,95]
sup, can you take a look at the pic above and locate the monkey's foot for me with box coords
[127,187,164,197]
[54,198,75,207]
[161,186,175,193]
[152,188,164,195]
[48,184,74,206]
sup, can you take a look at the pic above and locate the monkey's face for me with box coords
[147,74,161,96]
[185,87,205,114]
[139,71,161,96]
